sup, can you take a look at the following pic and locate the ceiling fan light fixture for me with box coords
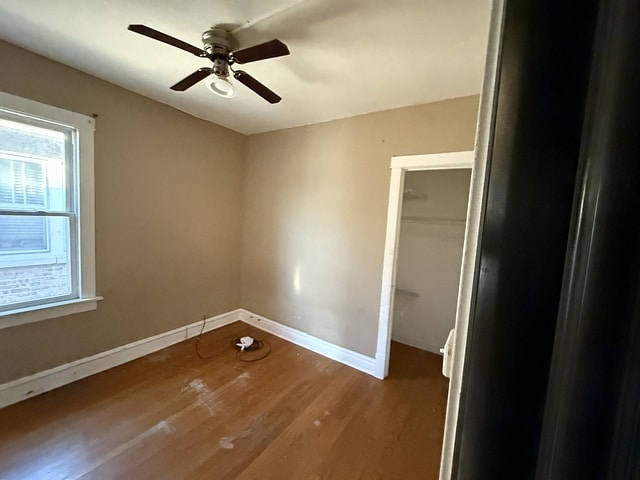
[127,24,288,102]
[206,74,235,98]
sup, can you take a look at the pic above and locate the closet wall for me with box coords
[392,169,471,353]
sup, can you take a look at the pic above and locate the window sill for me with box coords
[0,296,103,329]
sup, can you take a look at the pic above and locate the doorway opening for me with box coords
[374,151,474,379]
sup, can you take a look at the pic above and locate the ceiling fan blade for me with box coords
[232,39,289,64]
[128,24,206,57]
[233,70,282,103]
[171,68,212,91]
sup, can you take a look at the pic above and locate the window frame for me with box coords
[0,91,101,328]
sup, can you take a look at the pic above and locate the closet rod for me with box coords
[401,216,466,226]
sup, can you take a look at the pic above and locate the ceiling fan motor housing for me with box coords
[202,27,237,77]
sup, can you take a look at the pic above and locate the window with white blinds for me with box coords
[0,158,49,252]
[0,92,98,327]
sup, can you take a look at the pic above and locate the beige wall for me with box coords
[0,39,479,383]
[241,97,479,357]
[393,169,472,353]
[0,41,245,383]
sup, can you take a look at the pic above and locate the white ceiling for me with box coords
[0,0,491,135]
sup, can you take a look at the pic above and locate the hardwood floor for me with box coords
[0,322,449,479]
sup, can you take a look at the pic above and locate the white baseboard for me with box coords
[0,308,377,409]
[0,310,241,409]
[239,309,376,377]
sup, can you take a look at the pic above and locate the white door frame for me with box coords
[374,151,474,379]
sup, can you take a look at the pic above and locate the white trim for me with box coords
[0,309,241,409]
[0,308,380,409]
[439,2,506,478]
[375,151,474,379]
[0,91,94,128]
[0,296,103,328]
[77,107,96,300]
[374,166,405,379]
[240,309,376,376]
[391,151,475,170]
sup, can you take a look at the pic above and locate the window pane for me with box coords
[0,158,46,209]
[0,159,11,203]
[24,162,45,205]
[0,118,65,160]
[0,116,70,213]
[0,215,73,310]
[0,214,47,252]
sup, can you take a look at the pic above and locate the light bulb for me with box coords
[206,74,235,98]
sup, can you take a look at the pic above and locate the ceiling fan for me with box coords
[127,24,290,103]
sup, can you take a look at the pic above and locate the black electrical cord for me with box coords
[195,316,271,362]
[195,328,231,361]
[236,339,271,362]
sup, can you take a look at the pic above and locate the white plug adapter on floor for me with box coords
[236,336,254,351]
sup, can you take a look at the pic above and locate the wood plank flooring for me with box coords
[0,321,449,479]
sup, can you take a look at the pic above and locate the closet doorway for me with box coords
[374,152,473,378]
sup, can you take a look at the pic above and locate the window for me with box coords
[0,92,99,327]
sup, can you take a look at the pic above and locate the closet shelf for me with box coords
[395,288,420,297]
[401,216,466,226]
[402,188,428,200]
